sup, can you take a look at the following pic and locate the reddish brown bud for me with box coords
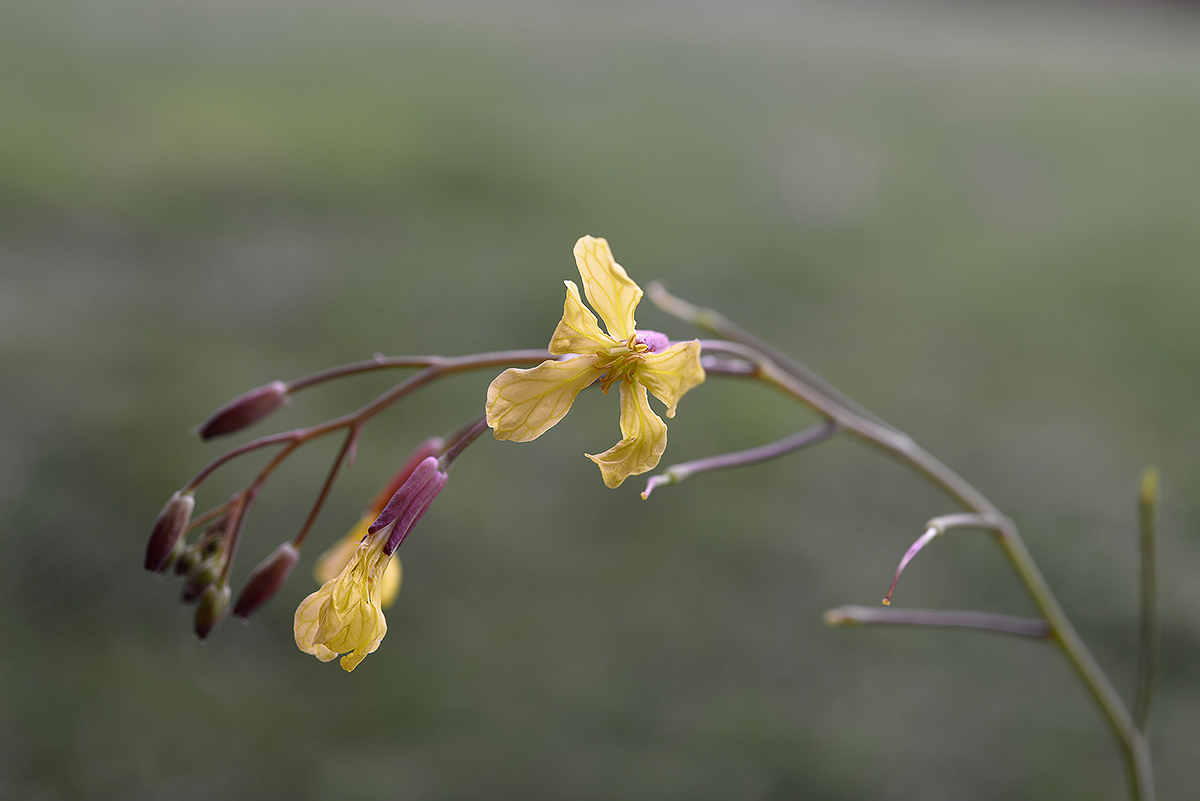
[196,381,290,440]
[194,583,232,640]
[233,542,300,620]
[144,491,195,573]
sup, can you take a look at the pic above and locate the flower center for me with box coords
[593,334,651,394]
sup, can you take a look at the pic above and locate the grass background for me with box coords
[2,1,1199,798]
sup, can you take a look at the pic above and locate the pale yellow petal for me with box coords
[380,557,402,609]
[487,357,600,442]
[294,589,339,662]
[549,280,611,356]
[573,236,641,342]
[316,516,402,609]
[314,517,369,584]
[585,381,667,488]
[634,340,705,418]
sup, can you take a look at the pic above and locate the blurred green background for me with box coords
[3,1,1199,798]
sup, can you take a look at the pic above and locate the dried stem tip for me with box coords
[882,526,940,606]
[196,381,290,440]
[144,491,195,573]
[233,542,300,620]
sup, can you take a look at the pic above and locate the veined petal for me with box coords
[573,236,641,342]
[295,532,393,671]
[487,357,600,442]
[316,516,402,609]
[294,591,339,662]
[635,340,705,418]
[586,381,667,488]
[549,280,612,356]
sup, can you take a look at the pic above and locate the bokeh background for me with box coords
[3,1,1199,798]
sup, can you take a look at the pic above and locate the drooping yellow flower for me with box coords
[294,528,393,672]
[314,514,401,609]
[486,236,705,488]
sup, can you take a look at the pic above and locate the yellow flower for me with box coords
[314,514,402,609]
[486,236,705,488]
[294,528,394,672]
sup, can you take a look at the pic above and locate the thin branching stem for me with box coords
[1134,468,1160,734]
[642,420,839,499]
[653,286,1155,801]
[183,349,550,492]
[290,427,360,549]
[824,605,1052,638]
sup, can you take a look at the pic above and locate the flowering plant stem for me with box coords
[649,285,1155,801]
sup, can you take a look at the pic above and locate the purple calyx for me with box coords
[634,330,670,353]
[367,456,449,556]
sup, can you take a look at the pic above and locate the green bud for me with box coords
[194,584,232,640]
[174,544,201,576]
[181,556,221,604]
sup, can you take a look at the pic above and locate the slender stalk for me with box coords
[824,605,1052,639]
[642,420,839,499]
[656,289,1155,800]
[1134,468,1160,734]
[290,427,360,549]
[183,349,550,492]
[439,415,490,470]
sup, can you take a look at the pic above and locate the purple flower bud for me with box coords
[194,584,232,640]
[383,471,448,555]
[363,456,449,556]
[367,437,444,516]
[232,542,300,620]
[635,329,671,353]
[144,491,195,573]
[369,457,440,535]
[195,381,290,440]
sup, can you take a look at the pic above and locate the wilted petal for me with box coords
[316,517,402,609]
[549,280,611,356]
[294,592,339,662]
[294,531,394,671]
[586,381,667,488]
[635,340,705,418]
[487,357,601,442]
[573,236,641,342]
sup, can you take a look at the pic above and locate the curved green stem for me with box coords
[659,297,1154,799]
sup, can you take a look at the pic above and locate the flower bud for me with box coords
[194,583,232,640]
[195,381,290,440]
[181,556,222,603]
[174,544,201,576]
[365,456,449,556]
[368,436,444,515]
[233,542,300,620]
[144,491,195,573]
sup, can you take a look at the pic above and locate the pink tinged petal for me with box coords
[573,236,642,342]
[486,357,601,442]
[635,340,705,418]
[549,280,612,356]
[586,381,667,488]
